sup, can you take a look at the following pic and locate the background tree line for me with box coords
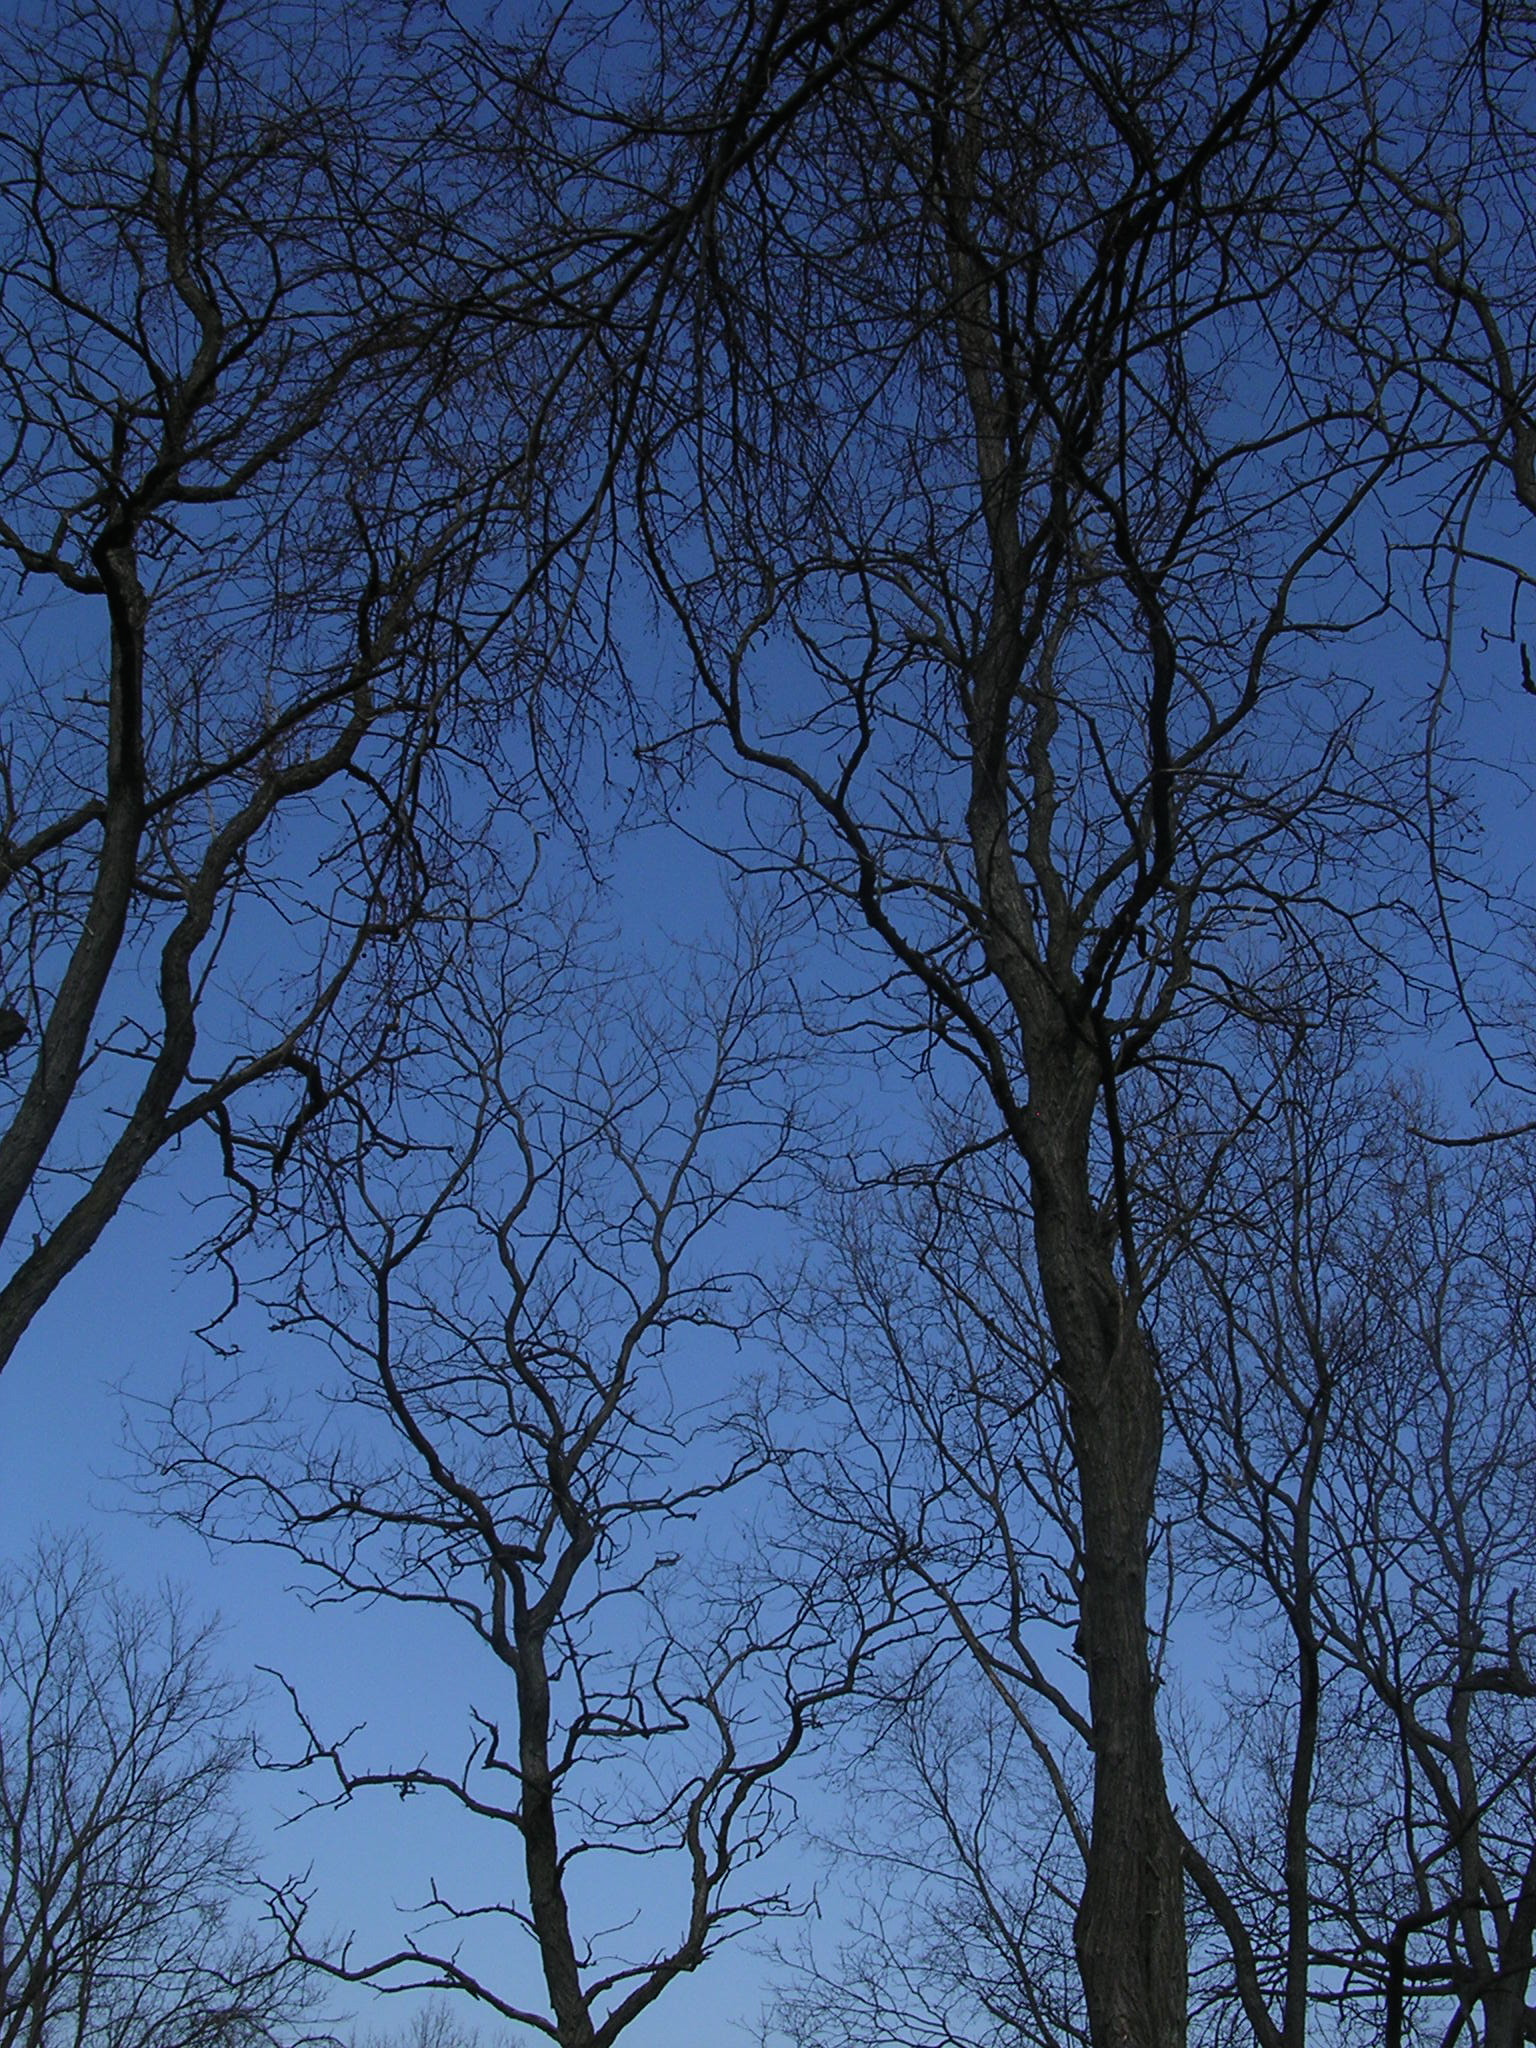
[0,1,1534,2046]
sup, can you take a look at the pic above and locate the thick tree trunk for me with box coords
[931,57,1188,2028]
[1034,1180,1187,2048]
[963,761,1190,2044]
[515,1613,598,2048]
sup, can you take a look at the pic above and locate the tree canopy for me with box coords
[3,2,1535,2046]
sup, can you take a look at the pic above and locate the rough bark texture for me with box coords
[1029,1116,1186,2048]
[954,347,1191,2040]
[515,1614,599,2048]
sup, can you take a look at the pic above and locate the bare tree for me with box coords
[766,1670,1089,2048]
[349,2005,489,2048]
[0,1533,325,2048]
[621,0,1536,2039]
[752,1135,1098,2048]
[0,0,581,1378]
[10,6,1535,2048]
[770,1006,1536,2048]
[147,922,888,2048]
[0,0,990,1391]
[1158,1034,1536,2048]
[630,4,1376,2031]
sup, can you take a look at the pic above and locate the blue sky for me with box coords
[4,5,1536,2042]
[6,553,1536,2048]
[0,787,843,2048]
[0,1050,786,2048]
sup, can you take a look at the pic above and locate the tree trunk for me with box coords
[1033,1176,1187,2048]
[515,1612,598,2048]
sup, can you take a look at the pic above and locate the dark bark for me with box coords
[147,936,871,2047]
[1058,1285,1183,2048]
[512,1604,598,2048]
[0,528,146,1252]
[1019,1082,1184,2048]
